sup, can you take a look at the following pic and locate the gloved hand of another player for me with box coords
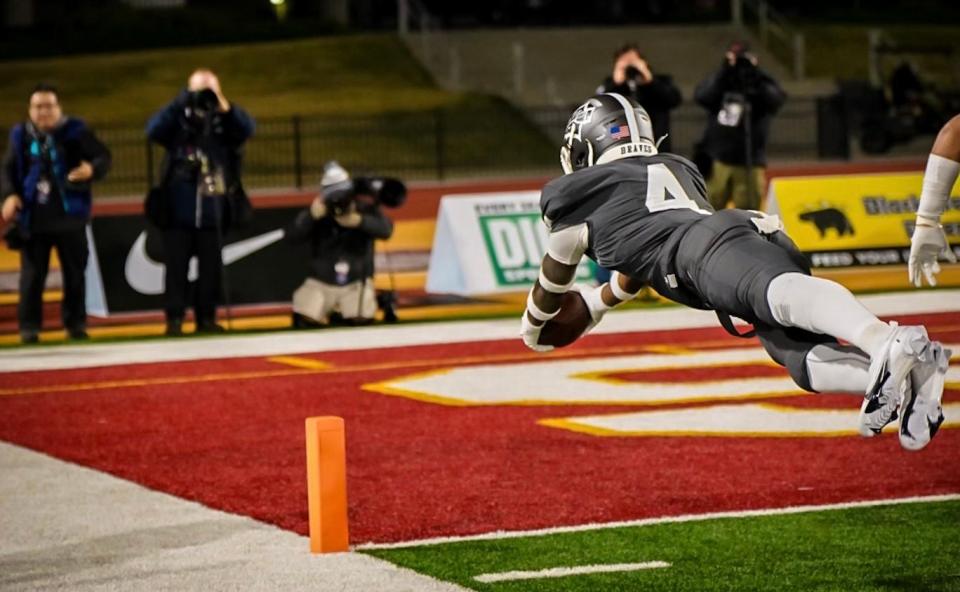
[909,218,957,287]
[520,313,553,352]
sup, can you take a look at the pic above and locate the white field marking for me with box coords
[1,289,957,372]
[368,347,804,405]
[544,401,960,437]
[366,343,959,406]
[473,561,671,583]
[356,493,960,550]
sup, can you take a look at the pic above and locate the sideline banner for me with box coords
[85,206,308,315]
[767,172,960,268]
[426,192,594,295]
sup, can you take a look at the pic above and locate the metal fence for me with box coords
[528,97,820,162]
[1,97,822,198]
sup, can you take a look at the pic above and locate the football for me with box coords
[537,290,594,348]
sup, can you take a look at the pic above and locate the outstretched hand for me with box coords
[909,221,957,287]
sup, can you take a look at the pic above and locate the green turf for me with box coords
[365,500,960,591]
[796,25,960,83]
[0,34,448,128]
[0,34,556,195]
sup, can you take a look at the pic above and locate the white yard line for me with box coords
[0,442,469,592]
[357,493,960,550]
[473,561,671,583]
[1,289,958,373]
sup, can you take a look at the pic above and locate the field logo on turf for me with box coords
[364,346,959,438]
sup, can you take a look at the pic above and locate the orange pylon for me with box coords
[305,416,349,553]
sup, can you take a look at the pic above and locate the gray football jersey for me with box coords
[540,154,714,282]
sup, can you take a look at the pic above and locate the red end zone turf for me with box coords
[0,312,958,544]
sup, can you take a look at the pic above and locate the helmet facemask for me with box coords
[559,94,658,175]
[560,98,601,175]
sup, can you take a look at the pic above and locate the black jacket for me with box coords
[599,74,682,152]
[285,196,393,286]
[694,65,786,167]
[145,91,255,230]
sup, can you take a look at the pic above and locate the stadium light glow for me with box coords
[269,0,285,5]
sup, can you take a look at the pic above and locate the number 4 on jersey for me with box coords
[645,163,710,214]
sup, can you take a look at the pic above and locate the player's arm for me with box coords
[521,224,584,352]
[571,271,645,322]
[909,114,960,287]
[521,223,644,351]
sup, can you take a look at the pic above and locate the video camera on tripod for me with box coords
[320,161,407,215]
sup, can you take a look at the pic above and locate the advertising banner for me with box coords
[86,205,310,315]
[426,192,594,295]
[767,172,960,268]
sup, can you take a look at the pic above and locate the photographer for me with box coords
[286,161,402,327]
[145,68,254,336]
[597,43,682,152]
[1,83,111,343]
[694,41,786,210]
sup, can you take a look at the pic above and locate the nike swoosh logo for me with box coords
[124,228,286,295]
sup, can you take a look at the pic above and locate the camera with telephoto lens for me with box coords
[323,180,356,216]
[322,175,408,217]
[728,48,759,93]
[184,88,219,125]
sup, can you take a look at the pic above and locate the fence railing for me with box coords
[735,0,805,80]
[529,98,821,162]
[0,97,827,199]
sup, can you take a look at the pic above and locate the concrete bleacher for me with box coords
[405,24,833,107]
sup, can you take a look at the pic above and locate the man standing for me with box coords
[1,84,111,343]
[146,69,254,336]
[597,43,682,152]
[694,41,786,210]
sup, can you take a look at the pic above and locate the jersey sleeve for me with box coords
[540,172,591,230]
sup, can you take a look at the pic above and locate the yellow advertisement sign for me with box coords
[768,172,960,269]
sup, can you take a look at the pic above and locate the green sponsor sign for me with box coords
[479,213,595,287]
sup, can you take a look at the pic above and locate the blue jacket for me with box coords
[2,118,111,229]
[146,91,255,230]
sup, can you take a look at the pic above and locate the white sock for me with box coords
[805,344,870,394]
[767,273,894,358]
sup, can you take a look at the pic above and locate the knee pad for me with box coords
[757,325,836,393]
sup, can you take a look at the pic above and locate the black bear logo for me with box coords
[798,207,855,238]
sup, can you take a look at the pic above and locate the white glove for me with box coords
[908,218,957,287]
[568,283,611,336]
[520,313,553,352]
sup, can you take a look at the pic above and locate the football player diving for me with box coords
[520,93,951,451]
